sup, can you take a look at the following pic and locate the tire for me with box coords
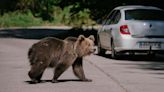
[97,39,106,55]
[111,41,119,59]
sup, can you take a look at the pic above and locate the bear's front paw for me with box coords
[30,79,40,84]
[82,78,92,82]
[51,79,59,83]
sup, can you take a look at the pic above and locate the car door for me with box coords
[98,10,117,49]
[102,10,121,50]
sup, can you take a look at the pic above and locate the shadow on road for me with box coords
[98,53,164,61]
[0,27,97,43]
[97,53,164,72]
[25,79,87,84]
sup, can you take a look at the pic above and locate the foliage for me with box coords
[0,0,164,27]
[57,0,164,20]
[52,5,95,26]
[0,11,43,27]
[0,6,95,27]
[70,8,96,26]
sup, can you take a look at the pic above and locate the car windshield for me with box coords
[125,9,164,21]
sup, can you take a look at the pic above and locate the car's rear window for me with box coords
[125,9,164,21]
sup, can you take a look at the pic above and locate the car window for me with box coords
[106,10,120,24]
[113,11,121,24]
[125,9,164,21]
[102,10,116,25]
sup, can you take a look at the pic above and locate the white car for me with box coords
[97,5,164,58]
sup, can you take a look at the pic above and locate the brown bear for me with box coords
[28,35,95,83]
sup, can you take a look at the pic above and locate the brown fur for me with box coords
[28,35,95,83]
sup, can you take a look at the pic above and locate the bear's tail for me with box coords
[28,47,35,65]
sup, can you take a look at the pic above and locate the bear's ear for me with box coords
[88,35,95,41]
[78,35,85,42]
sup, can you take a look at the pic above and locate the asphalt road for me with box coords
[0,38,164,92]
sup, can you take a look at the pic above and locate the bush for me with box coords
[70,8,96,27]
[0,6,96,27]
[51,6,96,27]
[0,11,43,27]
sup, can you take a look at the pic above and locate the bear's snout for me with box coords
[89,47,96,54]
[91,48,96,52]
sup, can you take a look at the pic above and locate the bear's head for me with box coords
[75,35,95,57]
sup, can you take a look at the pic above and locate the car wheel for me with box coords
[111,41,118,59]
[97,39,106,55]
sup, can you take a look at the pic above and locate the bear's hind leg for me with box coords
[28,62,47,83]
[72,58,92,82]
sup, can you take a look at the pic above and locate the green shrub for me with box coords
[0,6,96,27]
[70,8,96,27]
[0,11,43,27]
[51,6,96,27]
